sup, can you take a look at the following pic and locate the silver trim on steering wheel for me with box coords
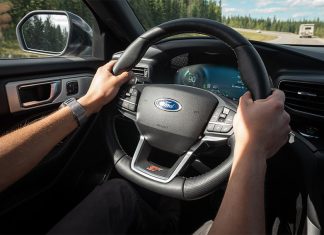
[131,135,227,183]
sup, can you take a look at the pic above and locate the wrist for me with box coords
[77,95,102,117]
[233,145,267,172]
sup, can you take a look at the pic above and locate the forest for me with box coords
[22,15,68,52]
[129,0,324,38]
[1,0,324,58]
[223,16,324,38]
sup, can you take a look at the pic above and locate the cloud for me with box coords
[256,0,274,7]
[223,7,242,13]
[287,0,324,7]
[252,7,289,14]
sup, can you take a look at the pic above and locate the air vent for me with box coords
[279,81,324,116]
[131,67,148,78]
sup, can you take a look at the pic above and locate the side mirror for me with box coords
[16,10,93,56]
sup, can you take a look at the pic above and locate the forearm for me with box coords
[0,107,78,192]
[209,148,267,235]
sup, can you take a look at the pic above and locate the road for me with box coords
[235,28,324,45]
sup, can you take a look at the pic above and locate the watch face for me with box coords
[65,98,76,105]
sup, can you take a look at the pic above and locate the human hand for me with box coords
[78,60,132,116]
[233,89,291,162]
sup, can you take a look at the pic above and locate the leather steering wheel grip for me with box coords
[113,18,272,100]
[108,18,272,200]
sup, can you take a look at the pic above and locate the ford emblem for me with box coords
[154,98,182,112]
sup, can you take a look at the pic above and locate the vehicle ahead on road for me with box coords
[299,24,315,38]
[0,0,324,234]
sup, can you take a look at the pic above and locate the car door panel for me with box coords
[0,55,113,232]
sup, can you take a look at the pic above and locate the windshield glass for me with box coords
[128,0,324,46]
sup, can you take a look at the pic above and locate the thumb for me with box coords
[239,91,253,106]
[114,71,133,87]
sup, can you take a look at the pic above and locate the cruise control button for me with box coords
[221,125,232,133]
[225,111,235,124]
[132,89,138,96]
[218,117,225,123]
[130,96,137,103]
[210,116,218,122]
[128,103,136,111]
[223,107,230,115]
[207,123,215,132]
[219,113,227,119]
[213,124,222,133]
[122,101,129,109]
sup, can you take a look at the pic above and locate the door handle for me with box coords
[19,81,61,108]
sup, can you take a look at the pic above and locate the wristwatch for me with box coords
[59,98,88,126]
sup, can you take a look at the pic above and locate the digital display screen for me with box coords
[175,64,247,101]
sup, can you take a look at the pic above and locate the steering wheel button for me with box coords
[218,117,225,122]
[122,101,129,109]
[225,111,235,124]
[213,124,222,132]
[210,116,218,122]
[128,103,136,111]
[207,123,215,132]
[132,89,138,96]
[223,107,230,115]
[221,125,232,133]
[219,113,227,119]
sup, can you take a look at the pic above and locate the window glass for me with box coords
[0,0,96,59]
[128,0,324,46]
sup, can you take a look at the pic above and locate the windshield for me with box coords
[128,0,324,46]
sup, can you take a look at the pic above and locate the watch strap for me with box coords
[60,98,87,126]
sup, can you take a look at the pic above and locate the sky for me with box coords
[222,0,324,20]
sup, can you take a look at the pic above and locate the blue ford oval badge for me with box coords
[154,98,182,112]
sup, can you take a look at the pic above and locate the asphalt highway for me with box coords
[236,28,324,45]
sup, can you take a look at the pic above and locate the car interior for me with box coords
[0,0,324,234]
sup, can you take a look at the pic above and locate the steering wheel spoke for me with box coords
[116,84,146,121]
[131,136,209,183]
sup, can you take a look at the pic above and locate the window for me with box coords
[0,0,96,59]
[128,0,324,46]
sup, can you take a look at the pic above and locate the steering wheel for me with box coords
[105,18,271,200]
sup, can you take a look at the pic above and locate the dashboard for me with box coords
[175,64,247,101]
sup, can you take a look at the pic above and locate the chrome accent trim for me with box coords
[5,73,93,113]
[20,81,61,107]
[130,135,227,184]
[297,91,317,97]
[154,98,182,112]
[119,98,137,105]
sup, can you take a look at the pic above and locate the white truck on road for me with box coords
[299,24,315,38]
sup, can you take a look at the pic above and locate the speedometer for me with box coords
[181,69,205,88]
[175,64,247,101]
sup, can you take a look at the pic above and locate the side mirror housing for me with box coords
[16,10,93,56]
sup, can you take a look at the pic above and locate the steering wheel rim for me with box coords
[106,18,272,200]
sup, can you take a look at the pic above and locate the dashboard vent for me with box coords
[279,81,324,116]
[131,67,148,78]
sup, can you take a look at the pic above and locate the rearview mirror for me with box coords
[16,10,93,56]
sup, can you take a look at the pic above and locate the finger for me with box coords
[271,89,285,103]
[104,60,117,72]
[283,111,291,125]
[114,71,132,87]
[239,91,253,106]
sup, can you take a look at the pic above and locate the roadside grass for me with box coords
[236,30,277,41]
[0,40,44,59]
